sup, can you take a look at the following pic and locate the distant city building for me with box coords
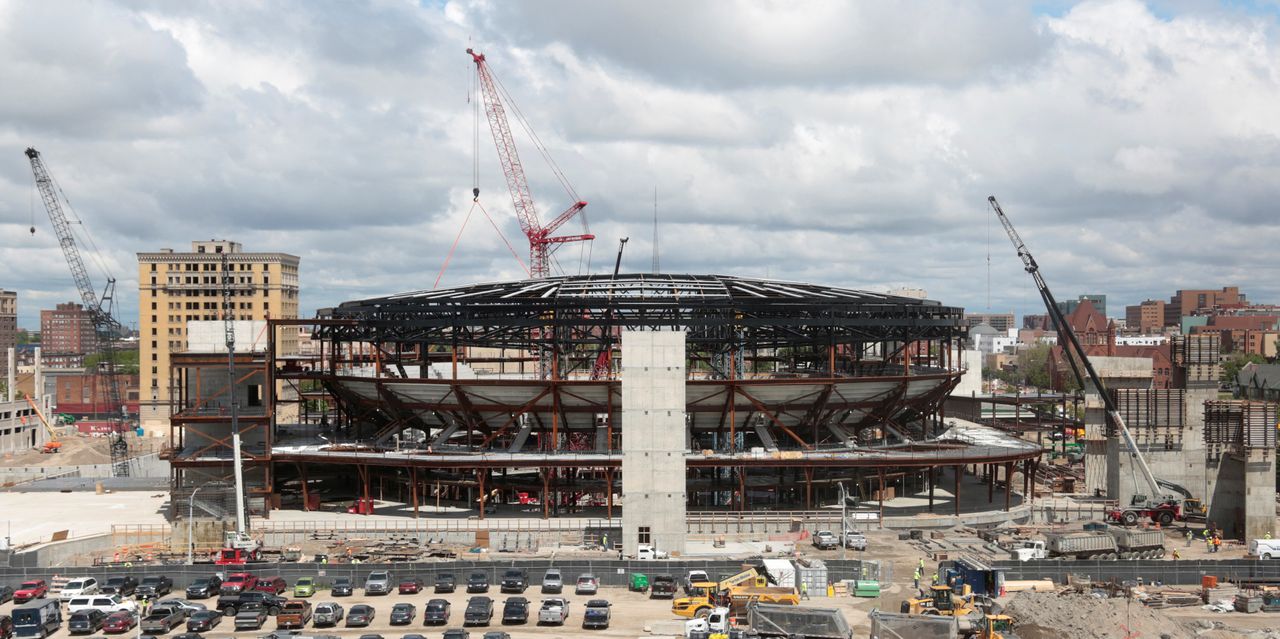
[40,302,97,368]
[1057,294,1107,319]
[1125,299,1166,334]
[1116,335,1169,347]
[1165,287,1245,327]
[1192,315,1280,357]
[1023,313,1050,330]
[964,313,1015,332]
[1047,299,1172,389]
[0,290,15,376]
[137,240,300,433]
[887,287,927,299]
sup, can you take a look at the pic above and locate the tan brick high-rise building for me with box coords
[1125,299,1166,334]
[0,290,14,377]
[137,240,299,433]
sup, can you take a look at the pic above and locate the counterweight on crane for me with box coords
[24,148,130,477]
[467,48,594,278]
[987,196,1192,514]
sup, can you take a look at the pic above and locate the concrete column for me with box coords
[620,329,687,557]
[6,347,14,403]
[33,347,42,402]
[1243,449,1275,541]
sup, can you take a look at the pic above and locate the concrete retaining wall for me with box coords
[997,558,1280,586]
[6,533,114,568]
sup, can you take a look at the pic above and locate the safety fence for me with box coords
[996,558,1280,586]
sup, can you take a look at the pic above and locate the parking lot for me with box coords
[0,582,732,639]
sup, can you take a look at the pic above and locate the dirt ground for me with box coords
[2,433,165,467]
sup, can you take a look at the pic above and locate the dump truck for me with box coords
[1012,532,1120,561]
[747,604,852,639]
[1107,527,1166,559]
[869,610,960,639]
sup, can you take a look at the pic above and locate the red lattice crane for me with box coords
[468,48,593,278]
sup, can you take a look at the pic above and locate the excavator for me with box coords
[671,564,798,619]
[25,393,62,453]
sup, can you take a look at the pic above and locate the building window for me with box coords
[638,526,651,545]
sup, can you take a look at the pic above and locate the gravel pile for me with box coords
[1003,591,1196,639]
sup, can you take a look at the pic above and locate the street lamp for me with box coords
[186,480,223,564]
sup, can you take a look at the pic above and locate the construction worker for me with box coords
[1266,531,1273,540]
[602,534,608,550]
[1214,536,1222,553]
[1186,530,1193,547]
[931,572,939,586]
[800,581,809,600]
[918,557,926,573]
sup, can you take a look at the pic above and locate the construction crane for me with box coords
[467,48,594,278]
[24,393,61,454]
[988,196,1191,509]
[590,238,628,380]
[25,148,130,476]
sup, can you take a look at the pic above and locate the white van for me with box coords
[68,594,138,614]
[1251,539,1280,559]
[59,577,100,601]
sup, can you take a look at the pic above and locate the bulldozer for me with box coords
[900,585,981,617]
[972,613,1015,638]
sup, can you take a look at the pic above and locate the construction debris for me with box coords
[1002,591,1197,639]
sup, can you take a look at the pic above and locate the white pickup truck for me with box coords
[684,607,731,637]
[537,598,570,625]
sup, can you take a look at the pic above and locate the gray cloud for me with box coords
[2,0,1280,332]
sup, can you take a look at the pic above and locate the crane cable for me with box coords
[433,202,477,290]
[476,200,530,277]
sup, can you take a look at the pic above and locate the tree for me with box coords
[84,349,140,375]
[1221,352,1266,385]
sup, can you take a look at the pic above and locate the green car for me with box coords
[293,577,316,598]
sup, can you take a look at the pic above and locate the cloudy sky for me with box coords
[2,0,1280,330]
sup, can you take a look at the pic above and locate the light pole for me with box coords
[186,480,223,564]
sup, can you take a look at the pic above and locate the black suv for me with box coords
[217,591,287,616]
[137,575,173,599]
[466,573,489,594]
[186,575,223,599]
[101,576,138,597]
[423,599,451,625]
[434,574,456,594]
[499,570,526,594]
[68,610,107,635]
[332,577,354,597]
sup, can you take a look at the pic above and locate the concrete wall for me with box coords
[620,330,687,557]
[1106,387,1215,505]
[949,349,982,397]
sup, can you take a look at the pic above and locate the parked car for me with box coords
[499,570,526,594]
[141,606,187,634]
[10,600,60,639]
[466,573,489,594]
[582,600,611,629]
[219,573,257,595]
[481,633,509,639]
[441,631,468,639]
[540,570,563,594]
[346,605,376,627]
[397,577,424,595]
[812,530,839,550]
[463,598,493,626]
[400,634,427,639]
[365,572,393,596]
[13,580,47,604]
[313,602,344,627]
[649,575,677,599]
[103,611,138,634]
[68,610,108,635]
[422,599,451,625]
[0,585,13,604]
[684,571,711,595]
[575,575,598,595]
[61,577,101,601]
[434,574,456,594]
[253,577,288,596]
[101,577,138,597]
[154,599,206,615]
[843,530,868,550]
[233,608,268,631]
[185,576,222,600]
[538,598,569,625]
[331,578,354,597]
[292,578,316,598]
[185,610,221,633]
[500,597,528,625]
[389,603,416,625]
[68,595,137,615]
[137,576,173,600]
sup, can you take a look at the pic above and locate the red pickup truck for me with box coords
[220,573,258,594]
[14,580,48,604]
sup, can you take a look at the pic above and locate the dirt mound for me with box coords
[1003,591,1195,639]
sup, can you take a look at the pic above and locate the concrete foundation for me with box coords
[620,330,687,557]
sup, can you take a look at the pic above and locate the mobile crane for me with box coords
[988,196,1197,519]
[25,148,129,476]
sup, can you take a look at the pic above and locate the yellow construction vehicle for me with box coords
[971,613,1015,638]
[900,585,980,617]
[24,394,61,453]
[672,565,797,618]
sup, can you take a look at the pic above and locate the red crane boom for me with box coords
[468,48,592,278]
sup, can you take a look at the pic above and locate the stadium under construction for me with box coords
[168,274,1043,554]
